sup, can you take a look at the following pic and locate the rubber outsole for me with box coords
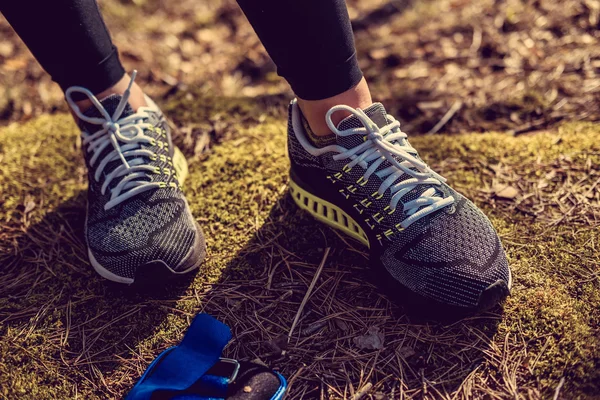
[289,178,369,246]
[86,146,206,285]
[289,175,511,314]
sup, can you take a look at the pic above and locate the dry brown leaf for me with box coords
[353,327,384,350]
[397,345,416,359]
[493,184,519,199]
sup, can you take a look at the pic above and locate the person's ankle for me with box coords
[296,77,372,136]
[68,73,148,118]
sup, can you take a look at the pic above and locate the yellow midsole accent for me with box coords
[289,177,370,247]
[172,146,189,185]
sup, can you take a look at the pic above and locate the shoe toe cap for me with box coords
[382,197,511,311]
[87,200,203,282]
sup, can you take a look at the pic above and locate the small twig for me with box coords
[287,248,330,344]
[583,176,600,198]
[286,366,305,395]
[300,320,328,337]
[553,377,565,400]
[469,26,482,55]
[427,100,463,134]
[352,383,373,400]
[266,258,286,290]
[261,290,293,312]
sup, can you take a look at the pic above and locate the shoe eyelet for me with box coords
[360,198,372,208]
[339,189,350,199]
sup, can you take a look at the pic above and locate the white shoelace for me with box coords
[326,105,455,228]
[66,71,162,210]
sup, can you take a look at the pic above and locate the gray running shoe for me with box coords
[66,72,206,284]
[287,100,511,313]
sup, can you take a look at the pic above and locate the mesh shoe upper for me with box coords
[77,94,201,280]
[287,100,511,309]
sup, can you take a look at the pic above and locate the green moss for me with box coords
[0,115,85,224]
[0,97,598,398]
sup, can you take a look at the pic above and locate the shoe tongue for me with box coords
[80,94,135,132]
[337,102,388,130]
[335,103,388,149]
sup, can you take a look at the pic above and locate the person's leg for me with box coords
[0,0,146,112]
[238,0,512,314]
[236,0,372,135]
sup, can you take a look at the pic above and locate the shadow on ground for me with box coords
[198,193,504,399]
[1,190,503,399]
[0,192,195,398]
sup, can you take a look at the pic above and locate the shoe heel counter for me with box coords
[286,101,296,162]
[287,100,321,170]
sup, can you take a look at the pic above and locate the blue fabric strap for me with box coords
[126,313,232,400]
[173,374,230,399]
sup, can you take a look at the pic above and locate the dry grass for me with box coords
[1,0,599,135]
[1,92,599,398]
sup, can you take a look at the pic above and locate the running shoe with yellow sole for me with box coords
[65,73,206,285]
[287,99,511,313]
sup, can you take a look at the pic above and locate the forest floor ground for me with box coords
[1,0,599,398]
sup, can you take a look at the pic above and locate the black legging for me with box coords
[0,0,362,101]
